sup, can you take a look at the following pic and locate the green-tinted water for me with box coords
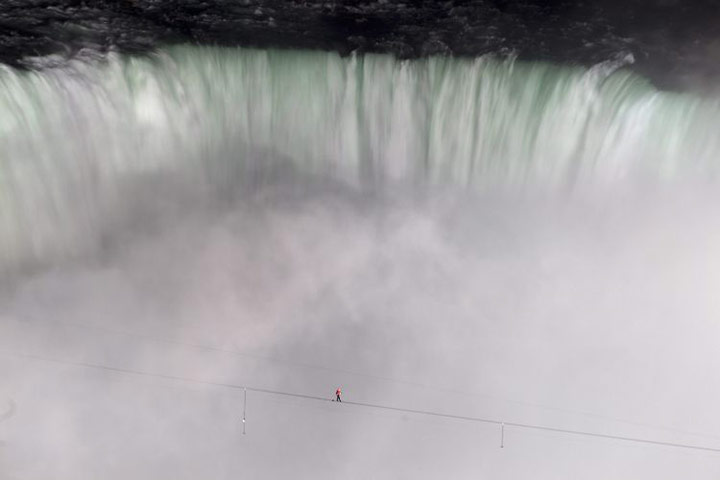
[1,46,719,272]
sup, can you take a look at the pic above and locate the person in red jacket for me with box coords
[335,387,342,402]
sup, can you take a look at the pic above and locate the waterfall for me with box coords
[1,46,719,274]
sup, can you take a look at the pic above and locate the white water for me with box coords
[1,47,720,480]
[1,46,720,275]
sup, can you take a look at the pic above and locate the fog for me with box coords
[1,47,720,479]
[1,175,719,479]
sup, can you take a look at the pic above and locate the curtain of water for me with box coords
[1,46,719,274]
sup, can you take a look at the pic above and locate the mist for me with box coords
[1,47,720,479]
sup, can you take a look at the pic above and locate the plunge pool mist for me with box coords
[0,46,719,479]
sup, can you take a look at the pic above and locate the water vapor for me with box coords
[1,47,719,479]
